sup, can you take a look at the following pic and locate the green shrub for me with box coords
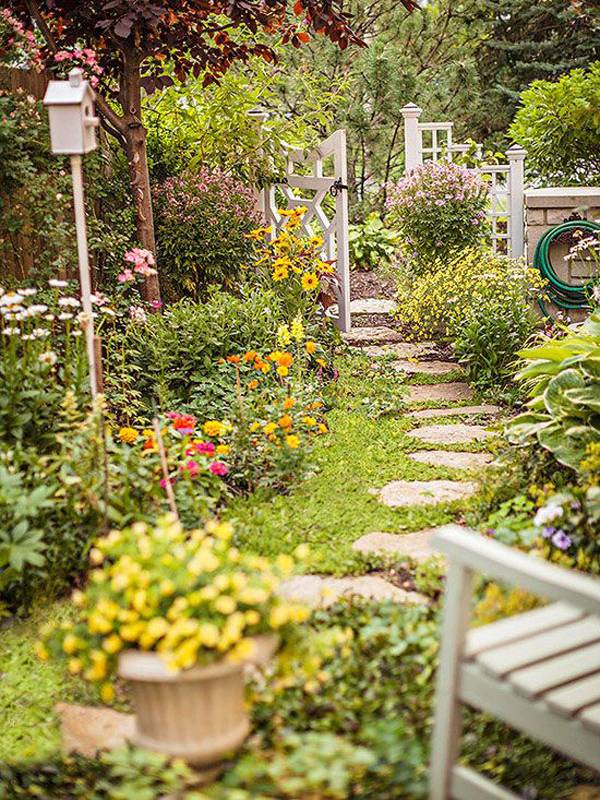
[510,62,600,186]
[454,302,539,394]
[348,213,400,271]
[107,289,285,418]
[386,161,490,275]
[0,746,193,799]
[507,312,600,473]
[395,249,543,346]
[154,169,261,300]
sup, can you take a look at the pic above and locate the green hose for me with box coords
[533,219,599,316]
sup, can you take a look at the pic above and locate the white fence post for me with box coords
[507,144,526,260]
[401,103,423,173]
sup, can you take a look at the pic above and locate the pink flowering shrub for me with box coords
[154,168,262,299]
[0,9,41,68]
[386,160,490,275]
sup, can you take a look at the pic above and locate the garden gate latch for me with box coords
[329,178,348,197]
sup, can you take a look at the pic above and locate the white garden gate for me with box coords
[262,129,351,332]
[401,103,526,260]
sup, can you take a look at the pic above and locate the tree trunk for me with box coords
[121,49,161,305]
[124,123,161,303]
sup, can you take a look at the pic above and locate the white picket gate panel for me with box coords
[263,129,351,332]
[401,103,526,260]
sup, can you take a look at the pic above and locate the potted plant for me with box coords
[36,515,309,767]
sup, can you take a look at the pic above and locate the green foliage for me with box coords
[510,63,600,186]
[454,303,539,394]
[215,731,377,799]
[507,312,600,473]
[467,0,600,140]
[108,290,285,419]
[144,61,342,186]
[0,746,194,799]
[0,90,75,283]
[153,169,261,301]
[348,213,400,271]
[386,161,490,275]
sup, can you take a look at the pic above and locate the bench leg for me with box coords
[429,562,474,800]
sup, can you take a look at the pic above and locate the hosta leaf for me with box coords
[565,385,600,413]
[581,356,600,380]
[543,368,586,417]
[537,423,588,470]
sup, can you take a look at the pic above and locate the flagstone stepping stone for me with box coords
[407,404,501,420]
[279,574,426,606]
[56,702,135,757]
[406,383,474,402]
[352,529,440,560]
[408,450,493,470]
[350,298,397,315]
[378,479,477,507]
[408,424,494,445]
[392,360,459,375]
[361,341,438,359]
[342,326,404,345]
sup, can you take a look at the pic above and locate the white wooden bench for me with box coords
[429,524,600,800]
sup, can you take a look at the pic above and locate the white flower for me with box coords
[59,313,74,321]
[58,297,80,307]
[38,350,57,366]
[0,292,24,306]
[20,288,37,296]
[128,305,147,323]
[29,304,48,314]
[2,326,20,335]
[49,279,69,288]
[533,503,564,527]
[31,328,50,338]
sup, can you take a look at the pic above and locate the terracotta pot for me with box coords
[118,651,249,767]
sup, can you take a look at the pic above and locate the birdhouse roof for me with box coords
[43,79,94,106]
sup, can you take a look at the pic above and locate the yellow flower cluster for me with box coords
[36,517,311,696]
[395,249,546,341]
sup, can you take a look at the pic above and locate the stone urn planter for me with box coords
[118,650,250,768]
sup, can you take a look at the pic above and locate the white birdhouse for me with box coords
[43,68,99,155]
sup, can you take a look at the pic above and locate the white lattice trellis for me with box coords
[401,103,526,259]
[262,129,351,331]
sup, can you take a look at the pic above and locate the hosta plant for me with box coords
[348,213,400,271]
[507,312,600,473]
[36,516,310,702]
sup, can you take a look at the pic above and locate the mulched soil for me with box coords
[350,269,396,301]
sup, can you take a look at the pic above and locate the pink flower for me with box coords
[209,461,229,477]
[181,459,201,478]
[194,441,216,455]
[150,300,163,310]
[117,269,134,283]
[160,477,175,489]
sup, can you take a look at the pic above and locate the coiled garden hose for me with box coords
[534,219,599,317]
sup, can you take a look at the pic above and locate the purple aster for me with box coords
[542,526,555,539]
[551,530,572,551]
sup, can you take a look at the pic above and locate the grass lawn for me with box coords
[228,352,495,574]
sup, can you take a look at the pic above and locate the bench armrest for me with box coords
[432,525,600,616]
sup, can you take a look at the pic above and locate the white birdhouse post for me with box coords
[43,68,101,397]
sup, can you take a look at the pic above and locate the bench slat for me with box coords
[465,603,582,659]
[476,617,600,677]
[579,702,600,735]
[508,642,600,699]
[545,673,600,718]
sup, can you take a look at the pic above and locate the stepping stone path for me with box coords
[352,528,439,560]
[408,450,493,470]
[361,341,438,359]
[350,298,397,316]
[342,326,405,345]
[392,359,459,375]
[279,574,426,606]
[56,702,135,757]
[408,423,494,445]
[378,479,477,507]
[406,382,474,402]
[407,404,501,420]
